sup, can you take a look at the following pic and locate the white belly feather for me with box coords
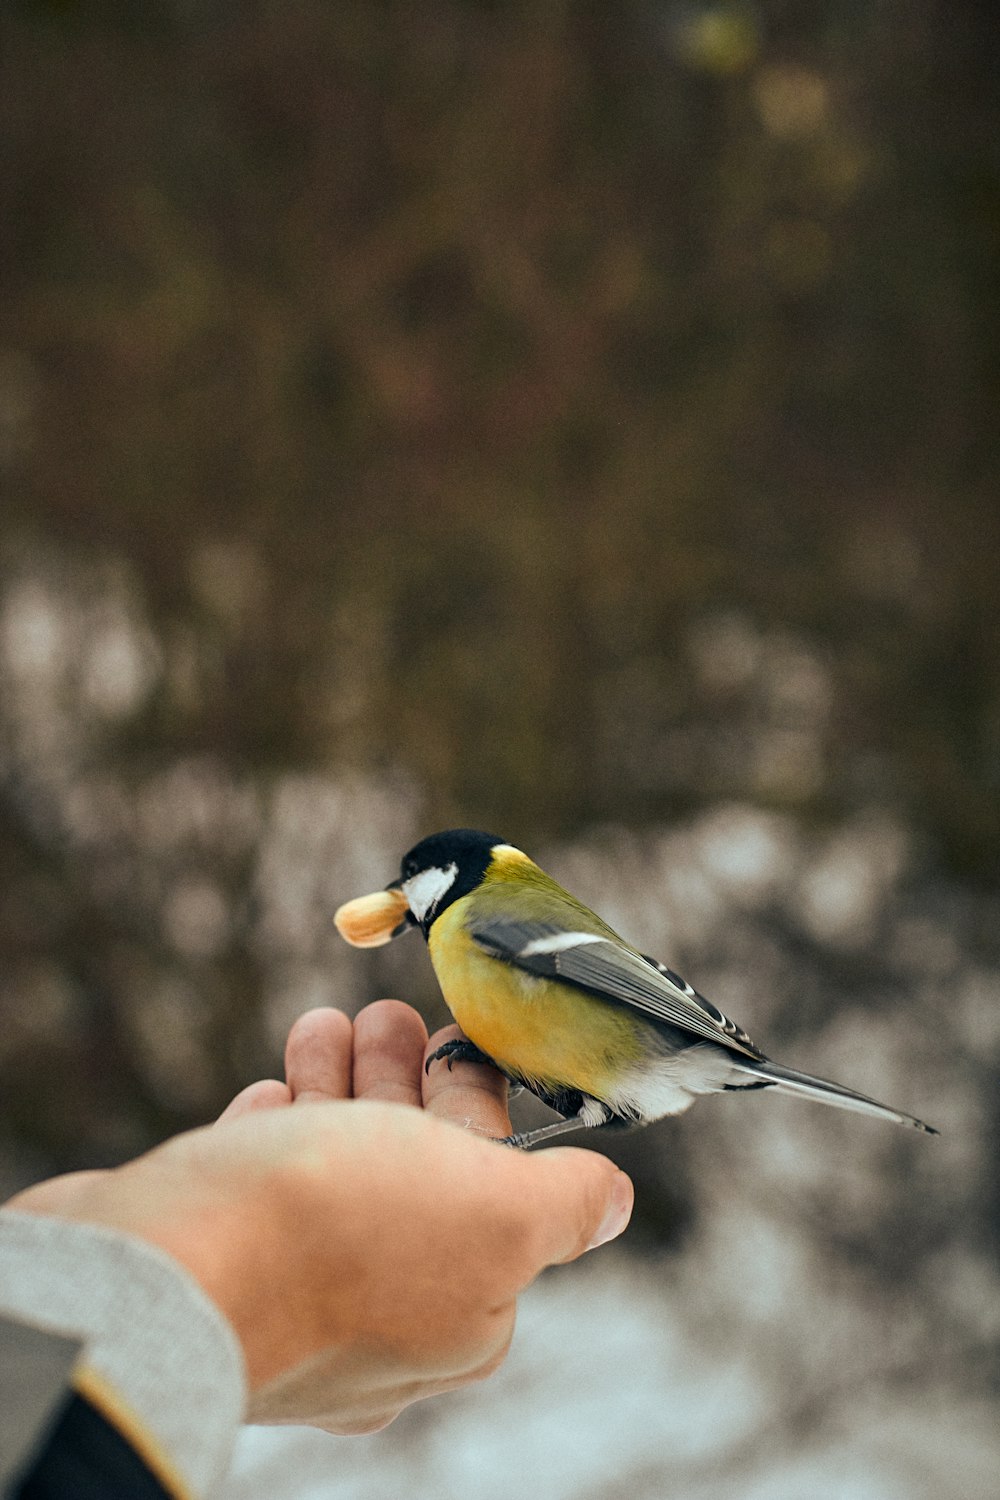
[601,1042,746,1122]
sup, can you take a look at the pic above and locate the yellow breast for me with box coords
[427,896,646,1098]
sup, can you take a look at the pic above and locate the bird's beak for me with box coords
[333,882,414,947]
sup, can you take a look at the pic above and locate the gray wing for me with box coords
[470,917,764,1060]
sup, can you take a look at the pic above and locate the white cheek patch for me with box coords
[403,863,458,923]
[518,932,606,957]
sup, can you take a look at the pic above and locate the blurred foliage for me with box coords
[1,0,998,864]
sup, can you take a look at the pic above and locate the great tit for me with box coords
[334,827,937,1148]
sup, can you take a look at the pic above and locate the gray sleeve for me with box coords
[0,1210,248,1498]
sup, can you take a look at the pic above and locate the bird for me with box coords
[334,827,938,1148]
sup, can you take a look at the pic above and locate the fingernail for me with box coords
[587,1171,634,1250]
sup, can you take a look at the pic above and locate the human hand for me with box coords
[7,1002,633,1433]
[218,998,517,1141]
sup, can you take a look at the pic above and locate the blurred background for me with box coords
[1,1,998,1495]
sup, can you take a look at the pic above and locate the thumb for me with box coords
[513,1147,634,1270]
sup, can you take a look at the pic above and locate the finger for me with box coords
[422,1024,512,1139]
[352,1000,429,1106]
[511,1149,634,1272]
[217,1079,292,1122]
[285,1007,354,1103]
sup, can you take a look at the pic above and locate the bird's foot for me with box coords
[493,1106,613,1151]
[424,1038,496,1074]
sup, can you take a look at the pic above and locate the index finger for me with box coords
[422,1024,512,1140]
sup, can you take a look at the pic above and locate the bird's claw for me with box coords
[424,1038,494,1075]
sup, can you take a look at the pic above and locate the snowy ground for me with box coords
[225,1249,999,1500]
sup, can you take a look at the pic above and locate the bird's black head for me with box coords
[398,827,507,934]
